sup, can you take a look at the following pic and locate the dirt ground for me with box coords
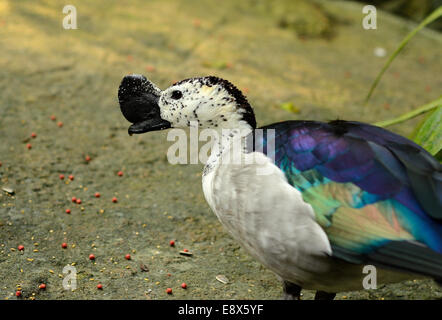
[0,0,441,300]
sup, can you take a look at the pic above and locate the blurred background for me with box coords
[0,0,441,300]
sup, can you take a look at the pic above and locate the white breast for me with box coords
[202,146,333,287]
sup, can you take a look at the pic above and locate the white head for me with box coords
[118,75,256,134]
[158,76,256,130]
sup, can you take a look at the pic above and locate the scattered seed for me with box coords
[16,291,21,297]
[71,197,77,203]
[26,143,32,150]
[94,192,100,198]
[169,240,175,247]
[89,254,95,260]
[39,283,46,290]
[18,245,24,251]
[216,275,229,284]
[76,198,82,204]
[117,171,123,177]
[112,197,118,203]
[59,174,65,180]
[179,250,192,256]
[85,155,91,162]
[50,115,56,121]
[61,243,67,249]
[125,254,131,260]
[65,209,71,214]
[68,175,74,181]
[57,121,63,127]
[183,249,189,252]
[31,133,37,138]
[181,283,187,289]
[166,288,172,294]
[97,283,103,290]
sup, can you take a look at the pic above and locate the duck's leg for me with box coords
[314,291,336,300]
[282,281,302,300]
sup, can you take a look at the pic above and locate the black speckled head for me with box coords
[159,76,257,129]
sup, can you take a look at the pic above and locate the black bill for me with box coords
[118,74,171,135]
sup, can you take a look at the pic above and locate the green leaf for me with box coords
[279,102,300,114]
[411,106,442,159]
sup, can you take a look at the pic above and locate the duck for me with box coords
[118,74,442,300]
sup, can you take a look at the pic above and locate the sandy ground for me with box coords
[0,0,441,300]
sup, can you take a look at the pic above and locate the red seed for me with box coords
[183,249,189,252]
[31,132,37,138]
[68,175,74,181]
[117,171,123,177]
[39,283,46,290]
[145,65,155,72]
[85,155,91,162]
[57,121,63,127]
[76,198,82,204]
[97,283,103,290]
[65,209,71,214]
[167,273,171,277]
[59,174,65,180]
[50,115,56,121]
[125,254,131,260]
[61,242,68,249]
[169,240,175,247]
[94,192,100,198]
[112,197,118,203]
[16,290,21,297]
[71,197,77,203]
[26,143,32,150]
[166,288,172,294]
[18,245,24,251]
[181,282,187,289]
[89,254,95,260]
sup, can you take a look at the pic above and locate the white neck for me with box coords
[203,122,253,176]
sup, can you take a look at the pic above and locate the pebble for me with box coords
[216,275,229,284]
[2,187,15,195]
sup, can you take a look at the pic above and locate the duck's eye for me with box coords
[171,90,183,100]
